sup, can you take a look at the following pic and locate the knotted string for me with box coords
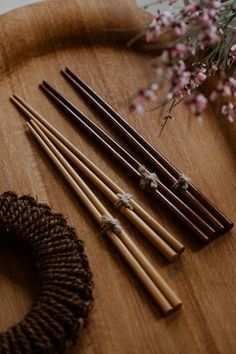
[100,215,122,235]
[114,192,133,210]
[138,165,158,192]
[172,174,191,191]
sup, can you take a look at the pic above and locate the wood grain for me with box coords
[0,0,235,353]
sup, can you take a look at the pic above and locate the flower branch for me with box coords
[130,0,236,128]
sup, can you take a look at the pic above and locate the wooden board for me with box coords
[0,0,235,353]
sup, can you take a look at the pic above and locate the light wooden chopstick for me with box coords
[11,95,184,257]
[31,119,178,262]
[26,120,182,314]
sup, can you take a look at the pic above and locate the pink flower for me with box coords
[170,70,191,98]
[129,100,145,115]
[161,43,188,63]
[161,11,173,27]
[135,0,236,127]
[145,11,174,42]
[173,21,187,36]
[143,88,157,101]
[146,19,161,42]
[195,94,208,112]
[221,103,235,122]
[210,91,218,101]
[198,26,220,49]
[166,60,186,80]
[192,69,207,87]
[230,44,236,52]
[184,4,198,15]
[185,93,208,120]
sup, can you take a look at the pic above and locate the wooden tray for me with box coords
[0,1,235,353]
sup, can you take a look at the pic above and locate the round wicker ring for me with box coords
[0,192,93,354]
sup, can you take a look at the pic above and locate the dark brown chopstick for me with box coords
[61,68,233,233]
[40,81,215,238]
[40,81,212,242]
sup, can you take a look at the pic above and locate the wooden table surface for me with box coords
[0,1,235,353]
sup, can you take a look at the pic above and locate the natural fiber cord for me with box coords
[0,192,93,354]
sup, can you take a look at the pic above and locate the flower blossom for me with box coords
[185,93,208,121]
[133,0,236,124]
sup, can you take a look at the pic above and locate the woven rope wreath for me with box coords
[0,192,93,354]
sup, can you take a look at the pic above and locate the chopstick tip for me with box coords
[163,300,182,316]
[10,94,20,105]
[65,67,71,73]
[170,253,179,262]
[178,245,185,254]
[174,301,182,311]
[26,121,32,129]
[10,94,18,101]
[39,82,47,91]
[41,80,52,90]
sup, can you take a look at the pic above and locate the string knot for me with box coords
[172,174,191,191]
[100,215,122,235]
[138,165,158,192]
[114,193,133,210]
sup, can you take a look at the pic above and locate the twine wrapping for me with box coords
[114,193,133,211]
[172,174,191,191]
[0,192,93,354]
[100,215,122,235]
[138,165,158,192]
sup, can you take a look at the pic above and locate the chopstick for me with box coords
[11,94,184,260]
[25,119,182,314]
[32,120,179,261]
[62,68,233,233]
[39,81,214,242]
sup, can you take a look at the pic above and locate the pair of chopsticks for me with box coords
[38,75,232,243]
[63,68,233,233]
[11,94,182,315]
[47,68,233,240]
[11,95,184,262]
[61,69,232,234]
